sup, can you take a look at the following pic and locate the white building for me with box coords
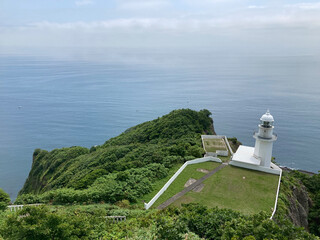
[229,110,281,175]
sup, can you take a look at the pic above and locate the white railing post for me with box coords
[224,136,234,156]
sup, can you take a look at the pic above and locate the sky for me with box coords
[1,0,320,52]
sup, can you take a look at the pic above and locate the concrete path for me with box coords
[157,163,228,210]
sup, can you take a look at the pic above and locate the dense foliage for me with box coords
[19,109,214,204]
[16,163,168,205]
[0,189,10,211]
[152,204,317,240]
[0,204,317,240]
[0,207,91,239]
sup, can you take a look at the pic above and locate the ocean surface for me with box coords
[1,47,320,200]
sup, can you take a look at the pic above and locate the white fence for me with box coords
[216,150,228,156]
[8,204,43,212]
[270,168,283,219]
[224,136,234,156]
[205,152,218,157]
[144,156,222,210]
[201,135,229,157]
[201,135,226,139]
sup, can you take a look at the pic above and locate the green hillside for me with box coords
[18,109,215,204]
[1,109,320,239]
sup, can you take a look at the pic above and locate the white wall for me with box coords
[201,135,230,156]
[224,136,234,156]
[270,166,282,219]
[229,160,281,175]
[216,150,228,156]
[201,135,226,139]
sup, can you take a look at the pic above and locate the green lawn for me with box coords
[173,165,279,215]
[152,161,222,208]
[203,138,227,152]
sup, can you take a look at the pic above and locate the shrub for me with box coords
[0,206,91,239]
[0,189,10,211]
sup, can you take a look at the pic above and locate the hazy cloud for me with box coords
[2,0,320,49]
[27,13,320,32]
[117,0,170,11]
[247,5,266,9]
[285,2,320,10]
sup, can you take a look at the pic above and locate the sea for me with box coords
[1,47,320,201]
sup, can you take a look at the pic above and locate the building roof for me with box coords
[232,145,260,165]
[260,110,274,122]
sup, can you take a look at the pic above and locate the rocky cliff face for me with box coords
[287,183,312,230]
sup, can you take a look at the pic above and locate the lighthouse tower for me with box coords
[253,110,277,168]
[230,109,280,175]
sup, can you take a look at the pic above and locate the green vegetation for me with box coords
[173,165,279,215]
[227,137,242,153]
[18,109,214,205]
[1,108,318,239]
[218,155,231,163]
[288,170,320,236]
[0,203,317,240]
[153,161,221,208]
[16,163,169,205]
[138,163,183,204]
[203,138,227,152]
[0,189,10,211]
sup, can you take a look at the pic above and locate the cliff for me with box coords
[276,170,319,234]
[287,182,312,230]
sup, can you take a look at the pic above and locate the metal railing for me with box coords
[253,131,277,139]
[8,203,43,212]
[105,216,126,223]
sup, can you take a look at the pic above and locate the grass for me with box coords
[203,138,227,152]
[173,165,280,215]
[140,163,183,202]
[218,155,231,163]
[152,161,222,208]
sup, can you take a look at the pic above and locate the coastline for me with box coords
[280,166,316,176]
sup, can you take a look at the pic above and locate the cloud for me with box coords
[2,2,320,50]
[247,5,265,9]
[26,13,320,32]
[75,0,94,6]
[285,2,320,10]
[116,0,170,11]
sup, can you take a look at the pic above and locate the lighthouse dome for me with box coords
[260,110,274,122]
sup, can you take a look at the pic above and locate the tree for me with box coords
[0,188,10,211]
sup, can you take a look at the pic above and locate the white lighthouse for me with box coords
[253,110,277,168]
[230,110,281,175]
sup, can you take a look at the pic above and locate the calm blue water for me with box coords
[1,47,320,200]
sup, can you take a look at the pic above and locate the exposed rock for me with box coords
[287,184,312,230]
[184,178,197,188]
[197,168,209,174]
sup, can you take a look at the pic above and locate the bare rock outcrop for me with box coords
[287,184,312,230]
